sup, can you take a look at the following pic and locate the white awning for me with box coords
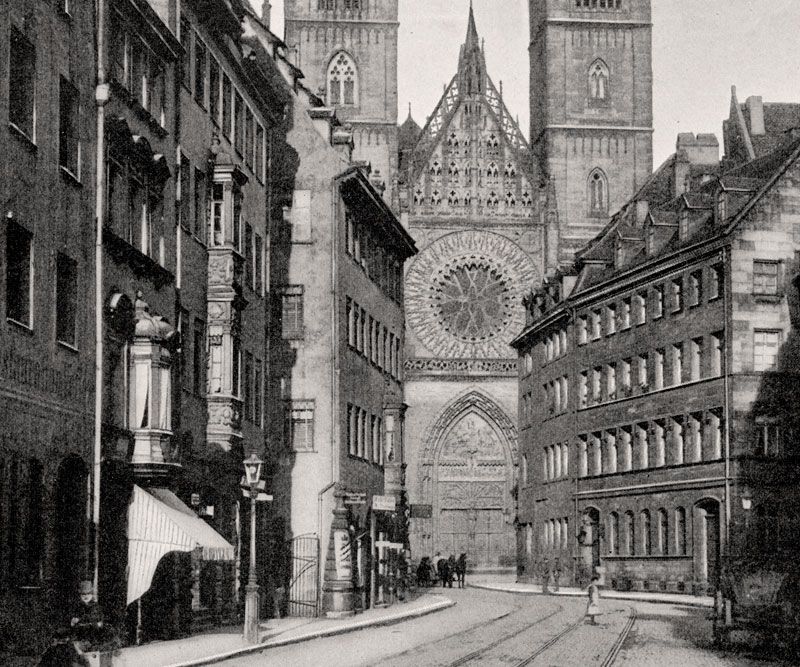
[126,485,235,605]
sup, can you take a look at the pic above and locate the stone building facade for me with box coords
[529,0,654,263]
[0,0,98,647]
[513,101,800,596]
[283,0,399,205]
[246,7,416,617]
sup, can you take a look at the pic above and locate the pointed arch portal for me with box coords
[417,391,517,570]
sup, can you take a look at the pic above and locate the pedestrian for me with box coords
[456,553,467,588]
[552,557,561,593]
[69,580,105,648]
[436,552,447,587]
[540,558,550,594]
[417,557,430,587]
[447,555,456,588]
[585,575,602,625]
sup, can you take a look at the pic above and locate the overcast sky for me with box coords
[258,0,800,164]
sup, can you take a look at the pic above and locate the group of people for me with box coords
[416,553,467,588]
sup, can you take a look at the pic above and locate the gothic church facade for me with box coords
[283,0,653,572]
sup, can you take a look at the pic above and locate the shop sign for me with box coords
[410,504,433,518]
[372,495,396,512]
[344,493,367,505]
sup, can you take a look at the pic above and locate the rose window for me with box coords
[433,260,513,343]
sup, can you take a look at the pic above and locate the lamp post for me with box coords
[243,453,263,644]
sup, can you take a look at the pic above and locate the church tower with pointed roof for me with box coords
[284,0,399,204]
[530,0,653,263]
[399,6,556,573]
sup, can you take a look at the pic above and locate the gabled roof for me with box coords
[404,7,534,186]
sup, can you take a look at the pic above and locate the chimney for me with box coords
[636,199,649,225]
[675,133,719,195]
[262,1,272,29]
[746,96,766,136]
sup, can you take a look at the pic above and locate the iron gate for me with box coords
[287,534,319,617]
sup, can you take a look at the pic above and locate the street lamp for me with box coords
[243,452,263,644]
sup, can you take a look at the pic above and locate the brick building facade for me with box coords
[513,97,800,596]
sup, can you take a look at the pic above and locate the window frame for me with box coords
[5,220,34,328]
[58,76,81,180]
[9,26,37,143]
[55,252,78,347]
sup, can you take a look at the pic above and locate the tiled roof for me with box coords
[748,103,800,157]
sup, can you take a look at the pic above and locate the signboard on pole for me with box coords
[372,495,396,512]
[344,493,367,505]
[410,504,433,519]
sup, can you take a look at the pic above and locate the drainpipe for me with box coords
[722,246,732,565]
[92,0,110,600]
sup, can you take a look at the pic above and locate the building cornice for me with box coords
[545,124,654,133]
[285,18,399,27]
[544,18,652,28]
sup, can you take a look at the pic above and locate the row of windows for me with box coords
[345,297,402,380]
[106,142,167,263]
[9,28,82,179]
[577,410,724,477]
[109,12,167,129]
[542,443,569,482]
[180,16,266,183]
[576,264,724,346]
[578,332,724,407]
[429,159,518,180]
[318,0,364,10]
[576,0,622,9]
[286,399,315,452]
[544,328,568,363]
[5,221,79,347]
[607,508,687,557]
[344,212,403,303]
[542,375,569,417]
[346,403,383,464]
[541,517,570,551]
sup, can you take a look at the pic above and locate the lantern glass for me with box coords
[244,453,263,486]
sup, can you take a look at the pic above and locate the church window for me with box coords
[487,162,499,178]
[447,132,459,148]
[327,52,357,107]
[318,0,335,10]
[431,190,442,206]
[487,191,499,208]
[589,59,610,101]
[505,192,516,207]
[464,192,471,206]
[522,191,532,207]
[447,190,458,206]
[588,169,608,215]
[429,160,442,176]
[414,189,424,206]
[448,161,459,179]
[504,162,516,178]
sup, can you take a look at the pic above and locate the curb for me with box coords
[164,597,456,667]
[469,582,713,608]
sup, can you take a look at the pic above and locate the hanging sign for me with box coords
[372,495,396,512]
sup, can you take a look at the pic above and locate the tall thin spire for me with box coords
[465,1,479,53]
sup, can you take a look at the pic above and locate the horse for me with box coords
[455,553,467,588]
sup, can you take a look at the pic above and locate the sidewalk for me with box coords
[470,580,714,608]
[113,593,454,667]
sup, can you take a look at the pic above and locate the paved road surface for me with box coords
[216,588,790,666]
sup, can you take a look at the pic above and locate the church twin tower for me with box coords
[284,0,653,570]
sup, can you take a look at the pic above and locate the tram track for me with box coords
[448,604,638,667]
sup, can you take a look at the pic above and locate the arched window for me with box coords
[624,511,635,555]
[327,52,358,107]
[608,512,619,555]
[674,507,687,555]
[658,508,669,555]
[588,169,608,215]
[640,510,652,555]
[589,59,609,100]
